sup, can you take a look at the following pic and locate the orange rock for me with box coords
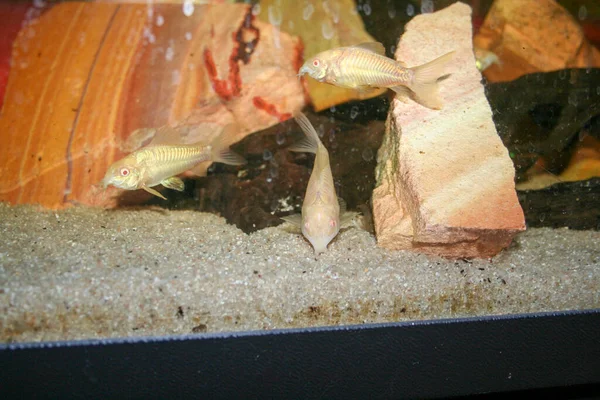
[372,2,525,259]
[474,0,600,82]
[0,2,305,208]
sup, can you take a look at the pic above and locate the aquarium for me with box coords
[0,0,599,397]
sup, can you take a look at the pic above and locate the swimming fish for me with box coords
[281,113,351,255]
[101,124,246,199]
[298,42,455,109]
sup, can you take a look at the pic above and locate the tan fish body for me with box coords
[282,113,350,255]
[298,42,454,109]
[101,125,245,199]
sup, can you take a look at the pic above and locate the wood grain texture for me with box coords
[0,2,305,208]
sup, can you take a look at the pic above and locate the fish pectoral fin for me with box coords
[280,213,303,227]
[353,42,386,56]
[143,186,167,200]
[161,176,185,192]
[340,212,357,229]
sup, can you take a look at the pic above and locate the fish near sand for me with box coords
[101,124,246,199]
[298,42,455,109]
[281,113,351,255]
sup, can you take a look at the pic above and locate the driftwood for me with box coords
[485,68,600,179]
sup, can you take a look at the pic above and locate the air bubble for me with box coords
[303,3,314,20]
[558,69,567,80]
[578,5,587,21]
[165,46,174,61]
[182,0,194,17]
[388,6,396,19]
[321,20,334,39]
[156,14,164,26]
[317,124,325,138]
[33,0,45,8]
[362,147,374,162]
[252,3,261,16]
[268,5,282,26]
[421,0,434,14]
[185,32,192,41]
[331,2,340,23]
[363,3,371,16]
[172,70,181,85]
[263,149,273,161]
[568,93,578,107]
[269,166,279,179]
[328,129,336,143]
[406,4,414,16]
[350,106,359,119]
[276,132,286,145]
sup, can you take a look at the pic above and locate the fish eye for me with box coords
[120,168,130,177]
[313,59,320,67]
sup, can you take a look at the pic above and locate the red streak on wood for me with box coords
[203,7,260,102]
[252,96,291,122]
[203,48,234,101]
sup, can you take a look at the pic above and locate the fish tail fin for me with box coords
[209,125,247,166]
[404,51,455,110]
[290,112,321,154]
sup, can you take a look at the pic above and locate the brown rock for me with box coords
[372,2,525,259]
[0,2,305,209]
[474,0,600,83]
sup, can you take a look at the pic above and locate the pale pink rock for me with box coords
[372,2,525,258]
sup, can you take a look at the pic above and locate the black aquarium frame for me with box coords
[1,309,599,399]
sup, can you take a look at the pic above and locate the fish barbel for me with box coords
[298,42,455,109]
[281,112,351,255]
[101,124,245,199]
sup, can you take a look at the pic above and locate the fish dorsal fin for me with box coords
[290,113,320,154]
[354,42,385,56]
[148,125,182,147]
